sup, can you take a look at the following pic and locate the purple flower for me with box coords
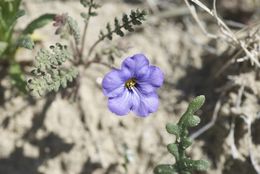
[102,54,164,117]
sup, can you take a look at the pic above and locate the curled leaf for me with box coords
[23,14,55,34]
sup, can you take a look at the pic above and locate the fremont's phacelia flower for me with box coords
[102,54,164,117]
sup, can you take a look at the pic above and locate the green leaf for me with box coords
[17,35,34,50]
[154,96,208,174]
[187,95,205,113]
[166,123,180,136]
[185,115,200,128]
[90,12,97,16]
[154,164,177,174]
[180,137,192,149]
[23,14,55,34]
[167,143,179,160]
[99,9,146,41]
[14,9,25,20]
[66,16,80,45]
[6,9,25,33]
[0,41,8,57]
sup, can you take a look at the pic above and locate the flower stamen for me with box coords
[125,78,137,89]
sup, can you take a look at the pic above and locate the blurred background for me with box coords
[0,0,260,173]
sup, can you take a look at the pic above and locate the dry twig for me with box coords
[183,0,260,68]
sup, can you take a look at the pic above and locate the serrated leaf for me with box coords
[28,43,78,96]
[23,14,55,34]
[99,9,146,41]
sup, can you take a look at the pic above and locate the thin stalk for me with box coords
[79,0,93,58]
[86,38,101,58]
[80,21,89,57]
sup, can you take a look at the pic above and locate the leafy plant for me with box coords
[0,0,54,92]
[99,9,146,40]
[87,9,146,57]
[154,95,210,174]
[27,43,78,96]
[28,0,147,96]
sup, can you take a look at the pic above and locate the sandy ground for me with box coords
[0,0,260,174]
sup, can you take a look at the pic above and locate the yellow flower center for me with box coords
[125,78,137,89]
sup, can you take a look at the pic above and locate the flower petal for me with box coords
[106,85,125,98]
[122,54,150,78]
[141,65,164,87]
[135,83,156,95]
[129,90,140,111]
[108,89,132,116]
[135,64,150,80]
[132,90,159,117]
[102,69,130,97]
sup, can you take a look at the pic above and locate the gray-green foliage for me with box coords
[23,13,55,35]
[27,43,78,96]
[67,16,80,45]
[99,9,146,40]
[53,14,80,45]
[154,95,209,174]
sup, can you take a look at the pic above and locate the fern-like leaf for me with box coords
[80,0,100,9]
[27,43,78,96]
[80,0,100,19]
[99,9,146,40]
[154,96,209,174]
